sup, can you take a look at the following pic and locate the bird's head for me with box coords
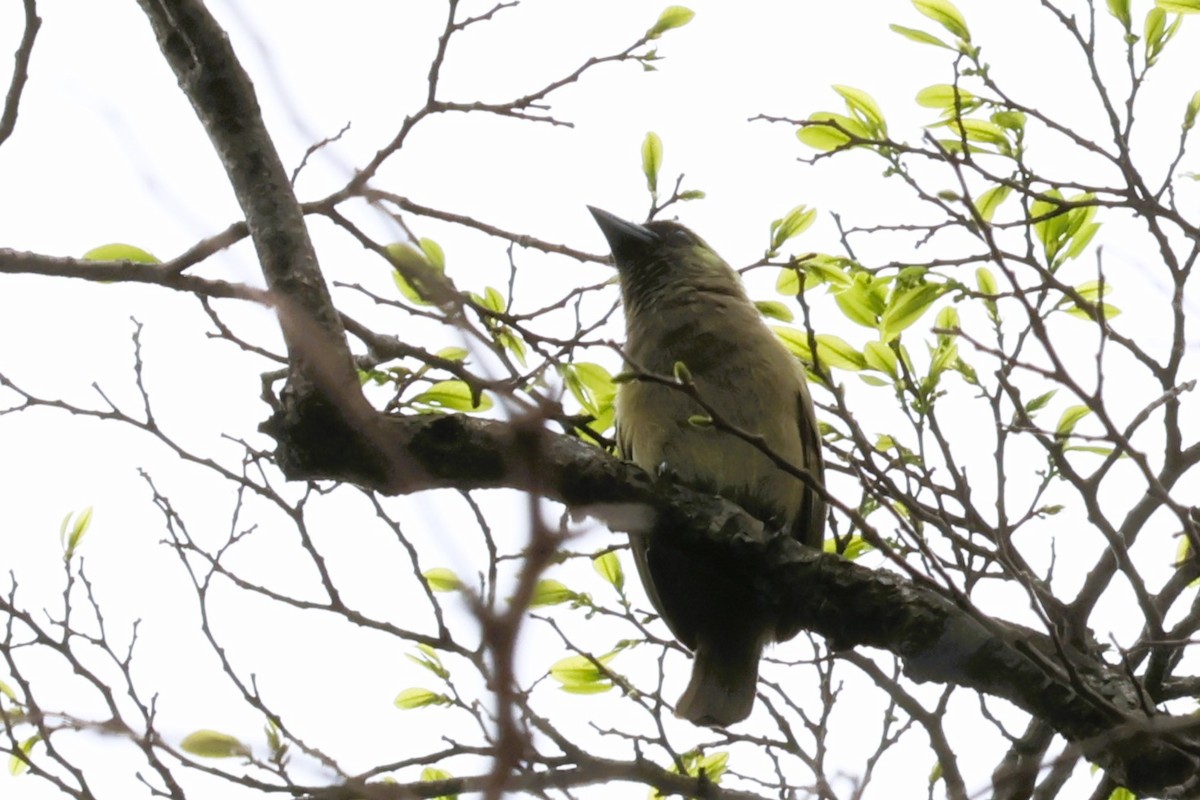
[588,206,743,317]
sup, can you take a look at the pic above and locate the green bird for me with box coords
[589,206,826,726]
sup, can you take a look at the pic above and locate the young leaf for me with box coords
[833,85,887,136]
[394,687,451,710]
[646,5,695,39]
[60,506,94,561]
[8,734,40,776]
[881,283,945,340]
[641,131,663,196]
[1107,0,1132,28]
[1156,0,1200,12]
[797,112,870,151]
[423,567,462,592]
[82,243,161,264]
[180,730,251,759]
[915,84,977,111]
[530,579,578,607]
[549,651,617,694]
[1056,405,1092,437]
[912,0,971,41]
[412,380,492,412]
[889,23,951,49]
[593,551,625,592]
[755,300,794,322]
[768,205,817,253]
[814,334,867,371]
[974,185,1011,222]
[407,644,450,679]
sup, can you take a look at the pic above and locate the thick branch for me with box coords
[265,408,1200,798]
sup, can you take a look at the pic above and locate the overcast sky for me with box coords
[4,1,1200,798]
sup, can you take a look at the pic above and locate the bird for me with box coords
[588,206,826,727]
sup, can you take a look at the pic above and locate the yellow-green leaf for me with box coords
[833,84,887,135]
[913,0,971,40]
[394,687,450,709]
[881,283,945,339]
[423,567,462,592]
[412,380,492,412]
[1056,405,1092,437]
[180,730,250,759]
[593,551,625,592]
[888,23,952,48]
[755,300,794,322]
[60,506,94,561]
[647,5,695,38]
[549,651,617,693]
[530,579,577,607]
[974,185,1011,222]
[975,266,998,296]
[915,84,976,110]
[421,766,459,800]
[642,131,663,195]
[863,340,898,377]
[797,112,870,151]
[1156,0,1200,12]
[82,243,160,264]
[815,334,867,371]
[407,644,450,679]
[8,734,39,776]
[1107,0,1131,28]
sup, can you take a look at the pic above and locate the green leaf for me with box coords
[388,242,444,305]
[1107,0,1132,28]
[974,185,1011,222]
[394,687,451,710]
[530,579,578,607]
[412,380,492,412]
[421,766,459,800]
[1185,90,1200,130]
[561,361,617,417]
[772,326,812,361]
[647,5,695,38]
[1156,0,1200,12]
[768,204,817,253]
[673,360,693,384]
[1056,405,1092,437]
[1024,390,1057,416]
[912,0,971,40]
[915,83,977,111]
[549,651,617,694]
[834,272,888,329]
[8,734,39,776]
[755,300,794,322]
[419,238,446,271]
[814,334,867,371]
[81,243,161,264]
[881,283,945,340]
[833,85,887,136]
[593,551,625,592]
[0,679,17,703]
[407,644,450,679]
[641,131,663,196]
[180,730,251,759]
[423,567,462,592]
[975,266,998,296]
[863,340,898,377]
[678,189,706,201]
[652,750,730,797]
[797,112,870,150]
[436,347,469,362]
[60,506,94,561]
[888,23,952,49]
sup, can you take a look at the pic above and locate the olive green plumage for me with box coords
[589,207,826,727]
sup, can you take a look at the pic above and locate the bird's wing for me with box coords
[793,385,827,550]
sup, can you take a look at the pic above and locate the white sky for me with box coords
[3,0,1200,798]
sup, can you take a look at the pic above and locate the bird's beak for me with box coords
[588,206,658,267]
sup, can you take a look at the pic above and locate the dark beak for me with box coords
[588,206,658,267]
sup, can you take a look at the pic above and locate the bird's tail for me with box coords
[675,640,762,727]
